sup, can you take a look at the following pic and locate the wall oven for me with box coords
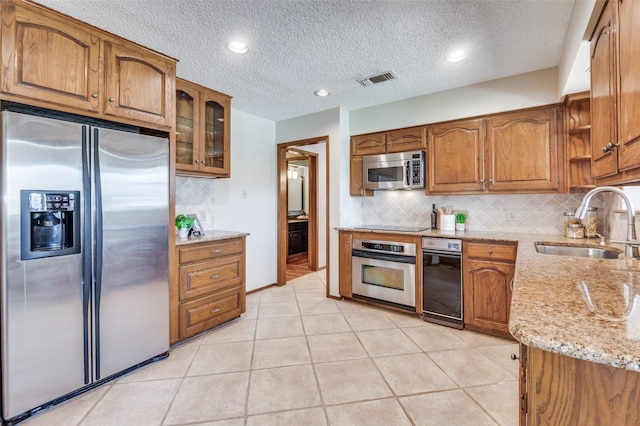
[351,238,416,309]
[422,237,463,328]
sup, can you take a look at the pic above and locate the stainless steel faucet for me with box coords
[574,186,639,258]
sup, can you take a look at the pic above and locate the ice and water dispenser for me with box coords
[20,190,81,260]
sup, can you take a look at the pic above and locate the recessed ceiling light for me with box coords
[228,41,248,54]
[314,89,330,97]
[445,50,467,63]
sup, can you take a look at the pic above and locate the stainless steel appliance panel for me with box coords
[1,112,87,418]
[93,128,169,380]
[422,237,463,329]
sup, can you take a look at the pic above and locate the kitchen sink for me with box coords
[534,243,621,259]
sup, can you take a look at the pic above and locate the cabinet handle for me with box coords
[468,268,472,272]
[210,307,222,314]
[211,249,223,253]
[487,249,493,254]
[510,278,514,291]
[210,274,222,279]
[108,97,115,102]
[488,178,494,183]
[91,93,98,98]
[510,353,519,361]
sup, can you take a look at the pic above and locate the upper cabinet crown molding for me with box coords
[0,0,177,131]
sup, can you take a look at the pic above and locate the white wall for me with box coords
[349,68,560,135]
[276,108,352,297]
[176,109,277,293]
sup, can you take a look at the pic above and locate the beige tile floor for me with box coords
[23,271,520,425]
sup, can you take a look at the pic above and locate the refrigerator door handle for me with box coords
[93,129,103,380]
[81,126,92,385]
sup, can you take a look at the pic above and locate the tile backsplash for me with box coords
[360,191,587,235]
[175,176,215,230]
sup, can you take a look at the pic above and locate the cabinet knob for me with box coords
[468,268,472,272]
[487,249,493,254]
[488,178,494,183]
[91,93,98,98]
[510,353,519,361]
[510,278,514,291]
[109,97,115,102]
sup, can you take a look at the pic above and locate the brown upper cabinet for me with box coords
[350,126,426,195]
[0,0,176,130]
[428,105,561,194]
[590,0,640,183]
[175,78,231,178]
[428,118,485,193]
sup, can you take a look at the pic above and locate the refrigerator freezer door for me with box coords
[1,112,87,419]
[93,127,169,380]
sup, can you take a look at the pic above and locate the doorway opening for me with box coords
[277,136,329,294]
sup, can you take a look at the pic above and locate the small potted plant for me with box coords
[175,214,195,239]
[455,212,467,231]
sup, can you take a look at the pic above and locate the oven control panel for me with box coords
[422,237,462,253]
[352,238,417,257]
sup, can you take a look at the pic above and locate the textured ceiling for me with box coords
[37,0,577,122]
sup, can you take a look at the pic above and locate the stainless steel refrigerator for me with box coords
[1,109,169,423]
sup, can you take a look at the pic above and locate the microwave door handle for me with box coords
[405,161,411,188]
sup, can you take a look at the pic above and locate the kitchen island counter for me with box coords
[338,226,640,371]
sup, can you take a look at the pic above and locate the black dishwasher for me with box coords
[422,237,463,329]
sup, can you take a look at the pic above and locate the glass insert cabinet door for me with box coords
[203,99,225,169]
[175,78,231,178]
[175,87,196,170]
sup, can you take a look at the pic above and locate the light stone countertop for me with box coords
[175,229,250,246]
[338,226,640,371]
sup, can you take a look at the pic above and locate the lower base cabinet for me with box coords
[463,240,517,338]
[172,237,246,344]
[520,345,640,425]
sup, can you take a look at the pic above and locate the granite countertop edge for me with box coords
[337,226,640,371]
[175,229,250,246]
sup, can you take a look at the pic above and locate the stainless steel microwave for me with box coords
[362,150,425,190]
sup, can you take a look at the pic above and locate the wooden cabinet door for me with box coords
[385,126,425,153]
[338,231,353,297]
[350,157,373,196]
[428,118,485,193]
[0,2,100,112]
[486,107,560,192]
[590,1,619,179]
[199,89,231,177]
[103,40,175,128]
[351,133,385,156]
[616,0,640,173]
[464,259,514,335]
[175,80,200,172]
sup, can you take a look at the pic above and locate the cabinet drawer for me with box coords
[178,238,244,264]
[179,255,242,300]
[179,287,242,339]
[465,241,517,262]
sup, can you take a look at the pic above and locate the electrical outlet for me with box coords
[507,210,516,222]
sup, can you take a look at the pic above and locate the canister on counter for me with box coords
[581,207,598,238]
[566,223,585,239]
[564,211,580,237]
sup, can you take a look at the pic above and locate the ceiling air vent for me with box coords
[357,71,396,87]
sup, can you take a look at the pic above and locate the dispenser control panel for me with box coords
[27,192,75,212]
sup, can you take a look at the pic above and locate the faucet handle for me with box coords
[599,235,607,245]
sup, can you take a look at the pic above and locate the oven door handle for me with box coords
[422,249,462,258]
[352,249,416,264]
